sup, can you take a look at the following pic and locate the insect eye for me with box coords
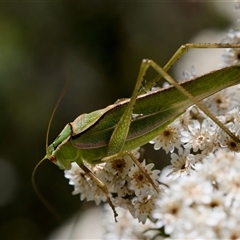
[49,155,57,162]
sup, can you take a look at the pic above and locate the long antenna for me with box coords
[31,157,62,222]
[46,80,70,148]
[32,78,70,222]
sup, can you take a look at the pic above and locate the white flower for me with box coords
[133,194,158,224]
[218,122,240,152]
[149,121,182,153]
[64,162,107,205]
[104,155,133,179]
[166,147,196,179]
[129,160,160,197]
[222,29,240,66]
[222,47,240,66]
[203,89,232,115]
[181,119,218,153]
[225,107,240,123]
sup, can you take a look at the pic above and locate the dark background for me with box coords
[0,2,233,239]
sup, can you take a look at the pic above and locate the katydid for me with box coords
[48,65,240,170]
[34,43,240,221]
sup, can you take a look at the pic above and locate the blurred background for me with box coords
[0,2,237,239]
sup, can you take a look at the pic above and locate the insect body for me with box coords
[47,65,240,171]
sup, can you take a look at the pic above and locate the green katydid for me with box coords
[33,42,240,221]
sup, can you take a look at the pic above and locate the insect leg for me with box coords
[106,60,151,157]
[141,43,240,93]
[79,163,118,222]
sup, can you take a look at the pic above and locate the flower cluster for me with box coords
[153,150,240,239]
[64,148,161,224]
